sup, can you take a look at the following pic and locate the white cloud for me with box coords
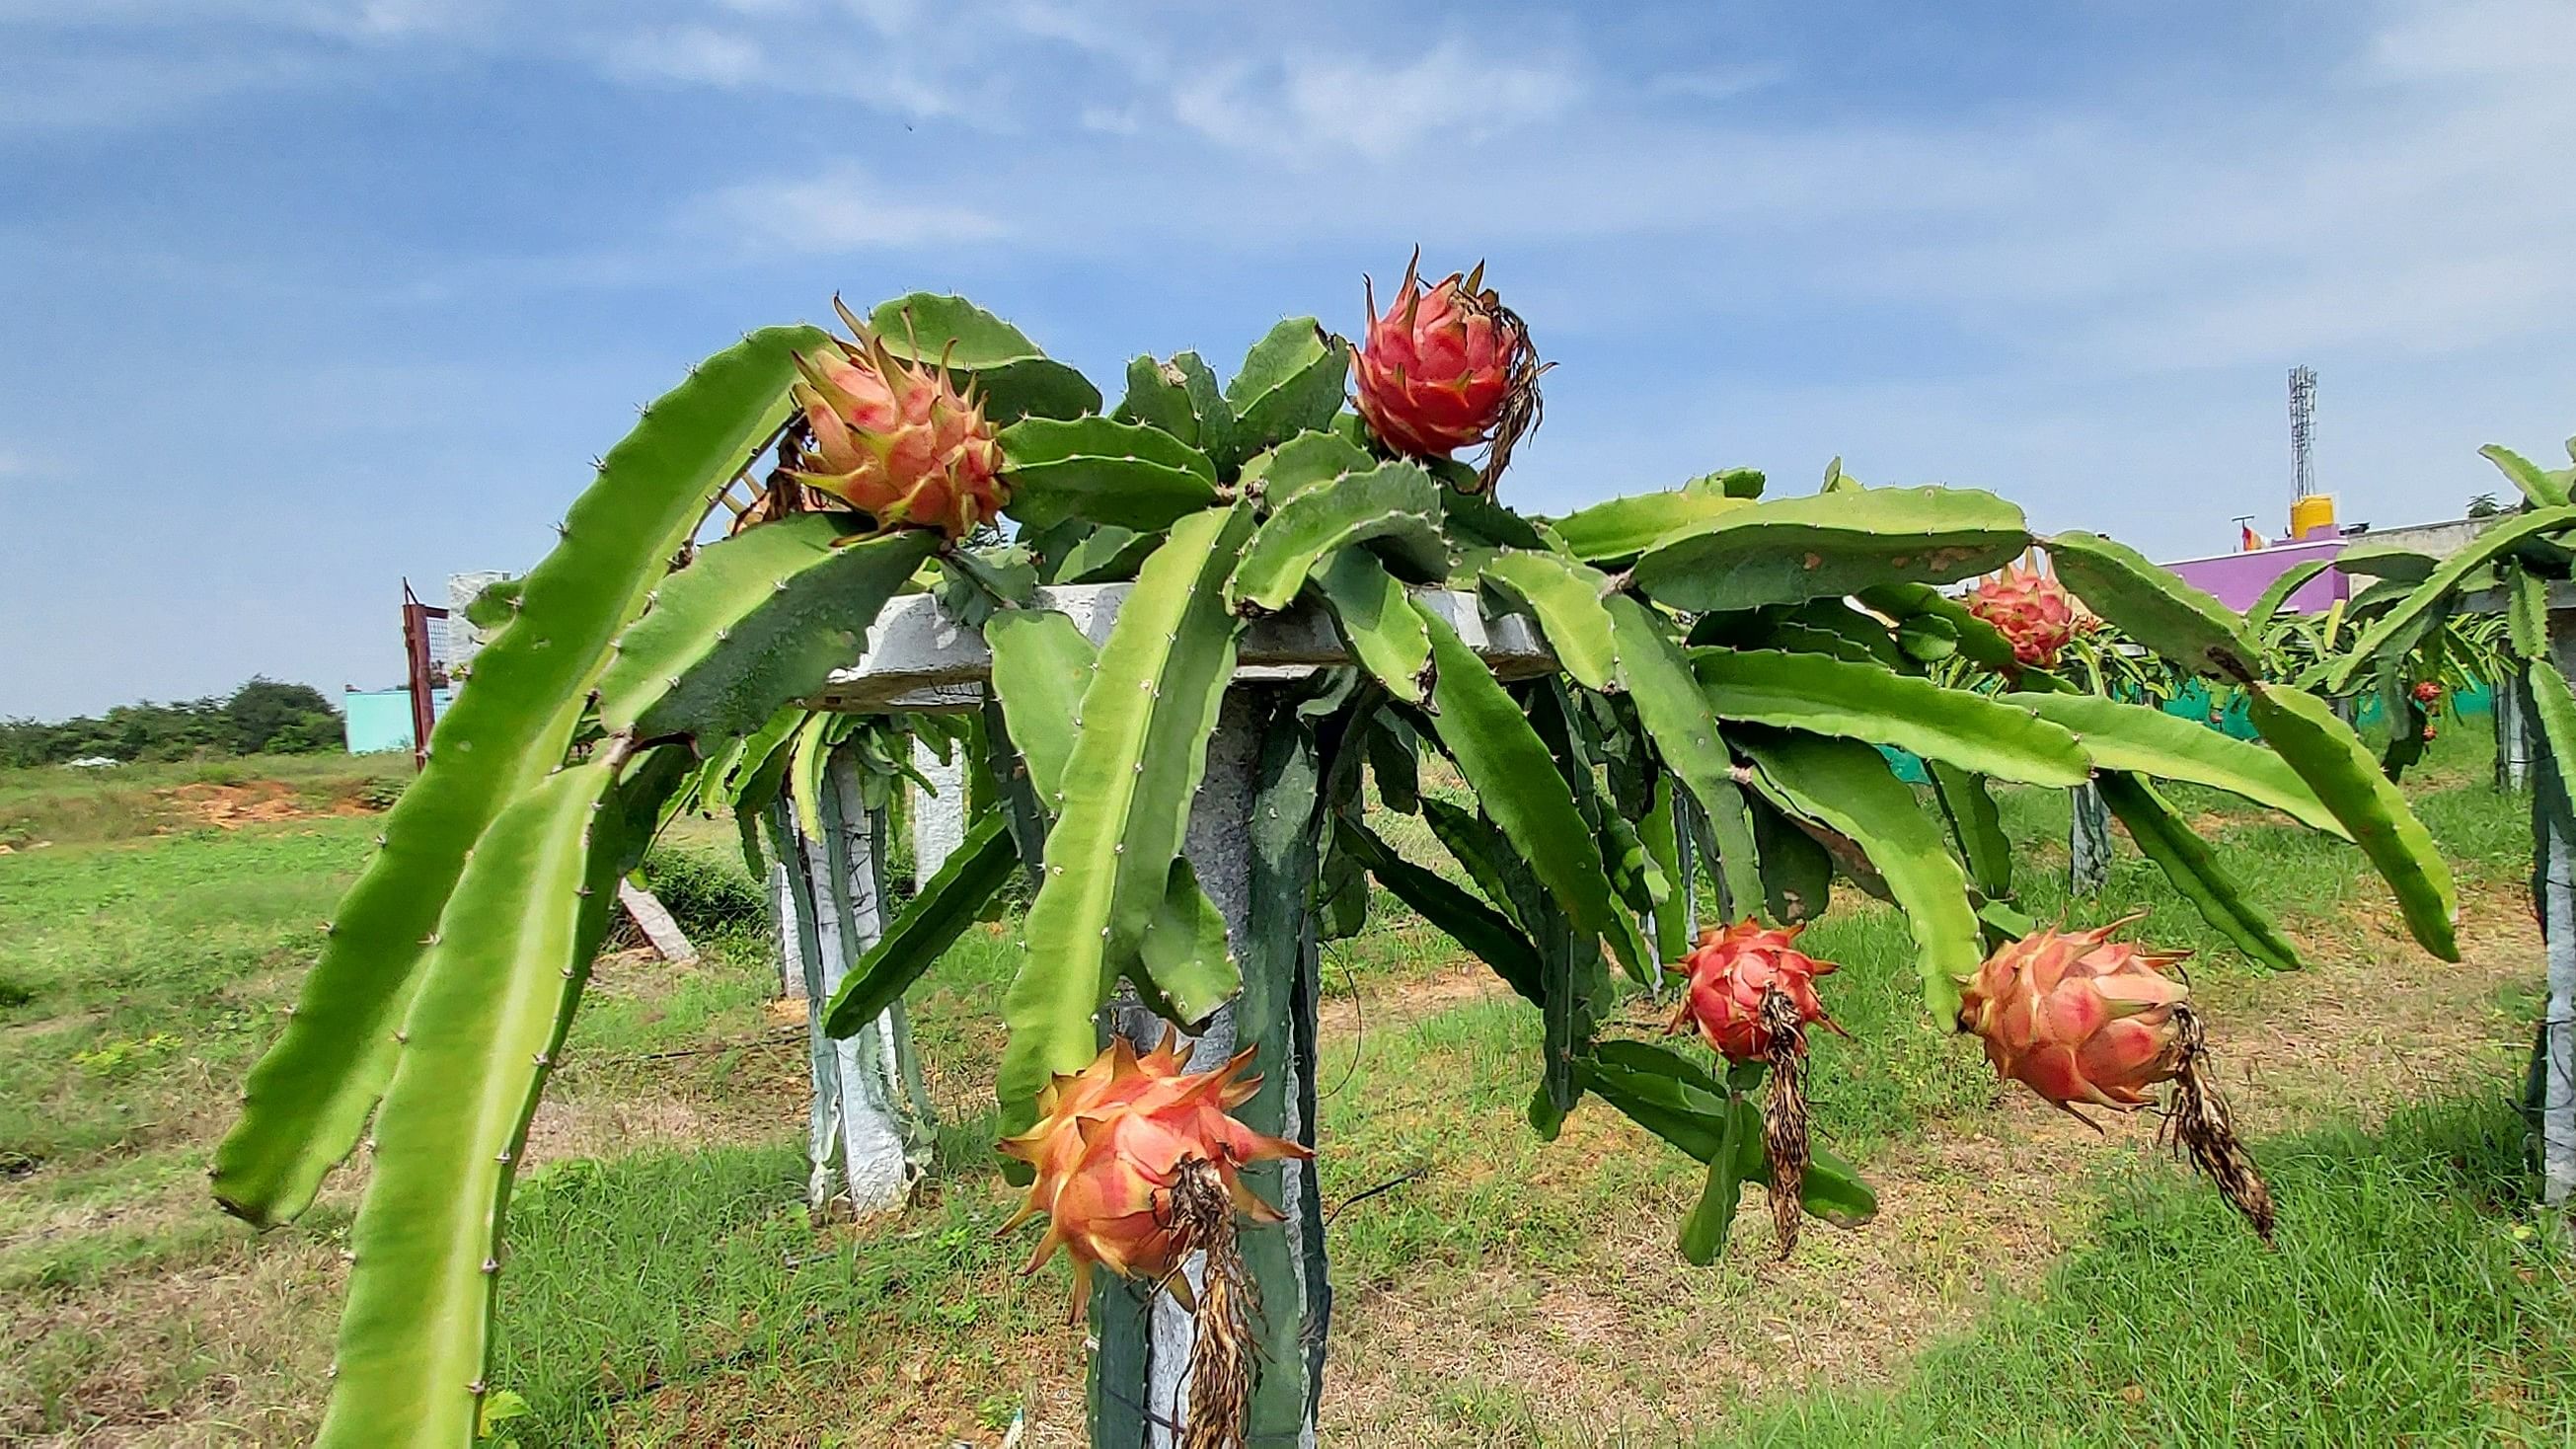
[2364,0,2576,80]
[575,5,971,118]
[1641,63,1781,104]
[701,165,1008,252]
[607,25,766,86]
[1175,41,1581,161]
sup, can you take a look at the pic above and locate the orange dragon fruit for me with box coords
[784,301,1006,537]
[1964,565,2080,669]
[1669,920,1839,1062]
[1353,254,1545,492]
[999,1034,1307,1320]
[1956,917,2187,1115]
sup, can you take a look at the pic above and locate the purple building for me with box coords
[2159,509,2482,615]
[2161,531,2351,614]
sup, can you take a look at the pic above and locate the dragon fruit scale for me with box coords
[783,301,1006,538]
[1964,565,2080,669]
[998,1034,1307,1321]
[1353,254,1545,492]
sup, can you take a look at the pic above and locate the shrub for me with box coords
[637,844,769,941]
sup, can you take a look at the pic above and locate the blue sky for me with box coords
[4,0,2572,718]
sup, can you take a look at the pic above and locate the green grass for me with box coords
[1710,1094,2576,1446]
[0,821,373,1184]
[1,720,2560,1445]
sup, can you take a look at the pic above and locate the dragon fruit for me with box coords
[1957,917,2186,1114]
[783,301,1006,538]
[1964,565,2080,669]
[999,1034,1306,1320]
[1668,920,1839,1062]
[1353,254,1545,492]
[1670,920,1843,1256]
[2412,680,2442,703]
[1961,918,2274,1237]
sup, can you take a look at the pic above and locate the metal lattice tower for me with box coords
[2289,365,2317,499]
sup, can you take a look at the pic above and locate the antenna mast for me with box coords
[2289,365,2317,499]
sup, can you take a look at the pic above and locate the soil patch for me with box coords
[1319,887,2540,1444]
[167,782,370,831]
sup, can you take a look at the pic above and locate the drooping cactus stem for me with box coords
[2159,1003,2277,1243]
[1760,984,1811,1258]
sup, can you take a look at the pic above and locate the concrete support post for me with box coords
[2538,633,2576,1207]
[2069,781,2113,897]
[2500,675,2534,793]
[1090,691,1326,1448]
[910,737,968,884]
[772,747,937,1216]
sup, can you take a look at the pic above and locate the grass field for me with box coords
[2,729,2567,1445]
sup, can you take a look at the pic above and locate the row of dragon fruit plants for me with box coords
[207,250,2514,1447]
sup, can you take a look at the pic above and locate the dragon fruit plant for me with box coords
[214,266,2461,1448]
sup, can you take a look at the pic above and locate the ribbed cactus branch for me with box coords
[1548,472,1755,564]
[1631,485,2028,612]
[1735,729,1981,1021]
[2245,682,2461,960]
[1232,460,1444,612]
[317,749,679,1448]
[1696,649,2089,787]
[597,519,937,741]
[998,504,1257,1131]
[215,326,824,1229]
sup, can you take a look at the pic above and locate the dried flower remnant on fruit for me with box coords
[1759,985,1813,1256]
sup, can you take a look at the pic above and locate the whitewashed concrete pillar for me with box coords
[2539,631,2576,1206]
[445,571,510,674]
[910,737,968,883]
[1093,690,1325,1449]
[2069,782,2112,897]
[2500,677,2534,793]
[769,859,799,998]
[772,748,936,1215]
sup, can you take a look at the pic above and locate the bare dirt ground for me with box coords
[1318,887,2538,1445]
[167,783,368,831]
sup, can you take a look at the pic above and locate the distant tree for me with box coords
[2466,492,2504,518]
[0,679,344,766]
[226,678,341,754]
